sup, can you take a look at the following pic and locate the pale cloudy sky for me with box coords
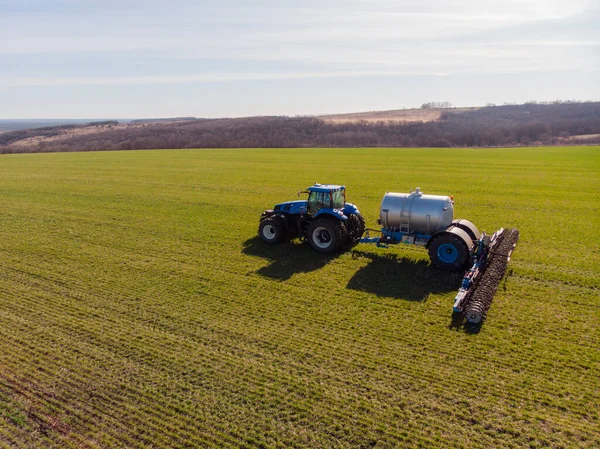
[1,0,598,118]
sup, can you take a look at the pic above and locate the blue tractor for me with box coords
[258,184,365,253]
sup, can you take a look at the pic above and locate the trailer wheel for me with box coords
[428,233,469,271]
[348,213,365,244]
[259,216,287,244]
[307,218,344,253]
[452,219,481,241]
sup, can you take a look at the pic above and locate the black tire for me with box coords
[258,216,287,244]
[347,213,365,244]
[307,218,345,253]
[428,233,470,271]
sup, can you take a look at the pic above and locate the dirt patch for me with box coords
[557,134,600,144]
[7,123,142,148]
[319,107,478,124]
[570,134,600,141]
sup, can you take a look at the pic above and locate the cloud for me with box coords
[2,0,596,55]
[1,0,598,116]
[1,71,436,87]
[4,63,597,88]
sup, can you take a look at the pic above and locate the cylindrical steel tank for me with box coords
[380,188,454,235]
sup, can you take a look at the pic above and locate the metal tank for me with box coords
[380,188,454,235]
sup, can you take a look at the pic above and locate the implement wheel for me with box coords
[428,233,469,271]
[307,218,344,253]
[258,216,287,244]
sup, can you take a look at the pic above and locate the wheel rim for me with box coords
[262,224,276,240]
[312,226,332,249]
[437,243,458,263]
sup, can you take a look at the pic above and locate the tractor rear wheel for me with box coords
[258,216,287,244]
[347,213,365,244]
[428,233,469,271]
[307,219,344,253]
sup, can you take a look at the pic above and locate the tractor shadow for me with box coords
[242,237,340,280]
[346,250,463,302]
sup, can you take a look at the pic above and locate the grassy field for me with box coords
[0,146,598,448]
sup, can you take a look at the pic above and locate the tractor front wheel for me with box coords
[258,216,287,244]
[307,219,344,253]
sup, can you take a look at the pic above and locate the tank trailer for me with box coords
[258,184,518,324]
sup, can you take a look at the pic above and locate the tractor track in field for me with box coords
[4,257,596,366]
[511,271,600,292]
[2,240,597,350]
[2,265,597,429]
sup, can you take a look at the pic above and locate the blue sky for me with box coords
[1,0,598,118]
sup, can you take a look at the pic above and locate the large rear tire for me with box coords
[347,213,366,244]
[307,219,345,253]
[428,233,470,271]
[258,216,287,244]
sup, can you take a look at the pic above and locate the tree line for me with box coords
[1,102,599,154]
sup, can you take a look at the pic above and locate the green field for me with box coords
[0,147,598,448]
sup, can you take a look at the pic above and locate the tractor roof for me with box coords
[307,183,345,193]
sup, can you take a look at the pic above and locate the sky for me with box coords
[1,0,598,118]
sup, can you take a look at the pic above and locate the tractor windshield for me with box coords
[307,189,345,214]
[332,189,345,209]
[308,191,331,214]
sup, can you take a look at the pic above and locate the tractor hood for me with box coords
[272,200,359,216]
[273,200,308,214]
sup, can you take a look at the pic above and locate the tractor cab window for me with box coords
[332,189,345,209]
[308,191,331,214]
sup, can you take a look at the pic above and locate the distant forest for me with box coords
[1,102,599,154]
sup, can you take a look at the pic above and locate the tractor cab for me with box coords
[303,184,346,215]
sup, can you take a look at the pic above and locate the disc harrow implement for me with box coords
[453,228,520,324]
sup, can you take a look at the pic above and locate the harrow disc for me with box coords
[465,308,484,325]
[464,228,520,324]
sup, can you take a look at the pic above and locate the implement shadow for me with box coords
[449,312,483,334]
[347,250,463,301]
[242,237,340,280]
